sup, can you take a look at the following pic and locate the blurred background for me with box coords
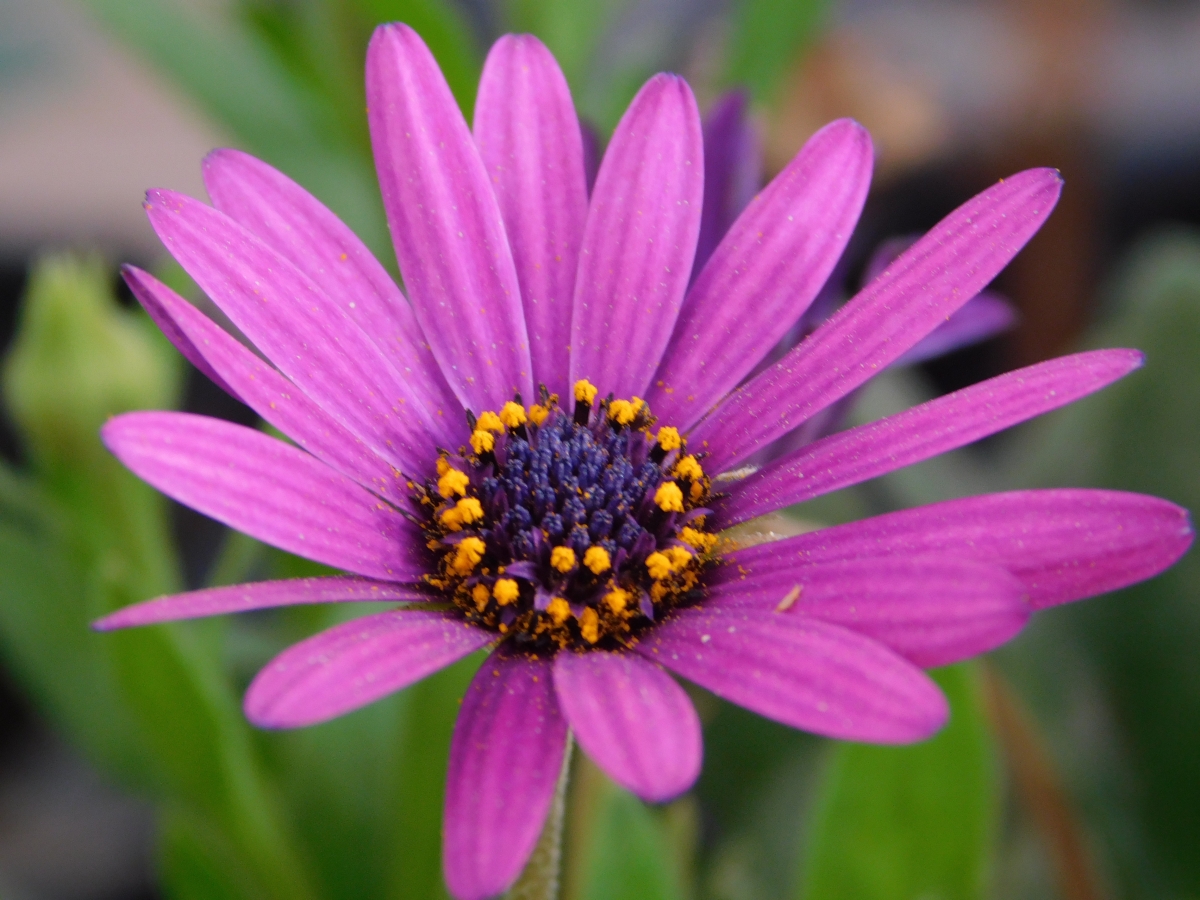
[0,0,1197,898]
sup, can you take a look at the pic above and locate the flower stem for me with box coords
[505,733,574,900]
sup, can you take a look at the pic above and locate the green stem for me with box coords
[506,733,574,900]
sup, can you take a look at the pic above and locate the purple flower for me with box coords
[94,26,1192,900]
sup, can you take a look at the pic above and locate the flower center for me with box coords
[417,380,717,651]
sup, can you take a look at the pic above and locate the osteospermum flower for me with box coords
[95,25,1192,900]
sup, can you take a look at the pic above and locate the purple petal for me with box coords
[651,119,873,430]
[94,577,425,631]
[554,650,701,802]
[367,24,532,411]
[102,412,424,581]
[636,605,947,743]
[123,267,413,503]
[444,647,567,900]
[720,349,1144,525]
[728,489,1193,610]
[895,292,1017,367]
[690,168,1064,472]
[244,609,490,728]
[474,34,588,400]
[568,74,704,399]
[202,149,462,420]
[143,190,452,473]
[706,556,1028,668]
[692,90,762,279]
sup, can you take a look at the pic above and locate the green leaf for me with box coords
[800,664,999,900]
[723,0,826,105]
[159,807,265,900]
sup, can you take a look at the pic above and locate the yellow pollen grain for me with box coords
[665,546,693,569]
[439,506,463,532]
[674,455,703,481]
[471,583,490,611]
[656,426,682,450]
[580,608,600,644]
[550,546,577,573]
[573,379,598,404]
[469,429,495,454]
[476,410,504,433]
[690,481,704,503]
[452,537,486,574]
[654,481,684,513]
[499,401,527,428]
[646,551,673,580]
[436,457,451,476]
[583,546,611,575]
[681,526,717,553]
[604,587,630,613]
[454,496,484,525]
[438,468,470,498]
[547,597,571,625]
[528,403,550,425]
[493,578,520,606]
[607,399,636,425]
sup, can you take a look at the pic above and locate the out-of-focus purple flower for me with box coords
[93,27,1191,900]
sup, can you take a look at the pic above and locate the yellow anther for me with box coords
[476,410,504,433]
[608,399,637,425]
[550,546,577,573]
[436,456,451,476]
[439,506,463,532]
[528,404,550,426]
[437,468,470,498]
[646,551,673,580]
[690,481,704,503]
[681,526,717,553]
[656,427,682,451]
[654,481,684,513]
[454,497,484,525]
[605,587,630,614]
[573,379,598,405]
[674,454,704,482]
[493,578,520,606]
[452,537,486,574]
[580,608,600,644]
[547,597,571,625]
[499,402,527,428]
[471,583,490,611]
[583,546,611,575]
[665,546,693,569]
[469,429,495,454]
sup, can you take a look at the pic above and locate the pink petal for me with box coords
[895,292,1016,366]
[144,190,451,473]
[636,605,947,744]
[102,412,423,581]
[706,556,1028,668]
[650,119,873,430]
[367,24,532,411]
[729,489,1193,610]
[244,609,490,728]
[568,74,704,399]
[690,168,1064,472]
[202,149,462,421]
[94,577,425,631]
[123,267,415,501]
[720,349,1144,525]
[444,647,567,900]
[473,35,588,399]
[554,650,701,803]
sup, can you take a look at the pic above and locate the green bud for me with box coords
[3,254,182,474]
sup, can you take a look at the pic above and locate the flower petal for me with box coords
[569,74,704,399]
[201,148,462,420]
[706,556,1028,668]
[720,349,1144,525]
[636,605,947,743]
[894,292,1016,367]
[244,609,490,728]
[102,411,423,580]
[728,489,1193,610]
[367,24,532,411]
[690,168,1064,472]
[94,577,425,631]
[123,266,414,502]
[651,119,873,430]
[444,647,567,900]
[144,190,451,473]
[474,34,588,399]
[554,650,701,802]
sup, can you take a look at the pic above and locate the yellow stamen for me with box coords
[471,583,490,611]
[547,597,571,625]
[654,481,684,512]
[439,506,462,532]
[451,537,486,575]
[436,456,451,476]
[645,551,673,580]
[680,526,717,553]
[499,401,527,428]
[608,399,636,425]
[476,410,504,433]
[674,454,704,481]
[690,481,704,503]
[469,429,495,454]
[583,546,611,575]
[665,546,693,569]
[656,426,682,451]
[528,403,550,425]
[438,468,470,498]
[580,608,600,644]
[573,379,598,405]
[604,587,630,614]
[493,578,520,606]
[550,546,577,573]
[454,497,484,525]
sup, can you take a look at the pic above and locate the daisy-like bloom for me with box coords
[95,25,1192,900]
